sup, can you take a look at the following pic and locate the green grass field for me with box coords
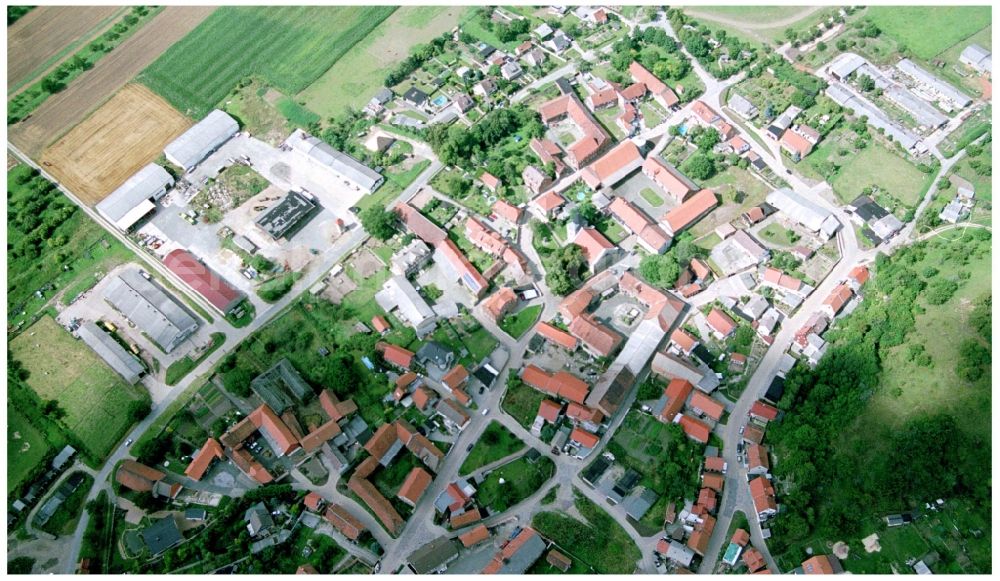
[831,144,930,207]
[476,456,554,513]
[533,491,641,574]
[501,377,548,430]
[298,7,462,118]
[639,188,665,207]
[499,304,542,340]
[459,421,525,476]
[866,6,992,60]
[8,406,52,492]
[10,316,149,459]
[951,144,992,204]
[139,6,397,118]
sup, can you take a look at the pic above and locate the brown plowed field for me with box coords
[8,6,215,157]
[7,6,123,90]
[40,84,191,205]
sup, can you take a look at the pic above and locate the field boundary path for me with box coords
[8,6,215,157]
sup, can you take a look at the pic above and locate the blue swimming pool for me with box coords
[432,95,448,107]
[678,124,689,135]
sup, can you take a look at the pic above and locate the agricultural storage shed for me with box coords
[255,191,316,240]
[163,249,244,314]
[285,129,384,193]
[102,269,199,353]
[95,163,174,231]
[76,321,145,384]
[766,188,840,235]
[163,109,239,171]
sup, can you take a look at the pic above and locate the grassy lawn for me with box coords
[459,421,525,476]
[594,106,626,139]
[951,142,992,204]
[757,223,797,247]
[939,105,991,159]
[476,455,555,512]
[831,144,931,207]
[164,332,226,386]
[533,491,641,574]
[139,6,397,117]
[866,6,992,59]
[501,376,548,430]
[499,304,542,340]
[10,316,150,460]
[694,232,722,251]
[639,101,666,128]
[690,166,769,238]
[924,24,991,97]
[639,188,665,207]
[8,406,52,492]
[298,7,462,118]
[422,316,498,368]
[357,159,432,214]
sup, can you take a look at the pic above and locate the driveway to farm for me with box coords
[6,141,444,573]
[8,6,215,157]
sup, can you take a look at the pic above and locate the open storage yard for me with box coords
[8,6,214,157]
[10,316,150,460]
[138,6,397,118]
[39,84,191,205]
[6,6,124,92]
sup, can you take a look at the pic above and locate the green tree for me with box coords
[360,206,398,241]
[682,154,716,180]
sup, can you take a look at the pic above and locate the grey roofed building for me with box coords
[651,351,720,393]
[51,445,76,470]
[710,230,770,276]
[232,234,257,254]
[896,58,972,108]
[375,275,437,337]
[96,163,174,231]
[549,31,571,52]
[163,109,239,171]
[491,528,547,573]
[727,93,759,119]
[766,188,834,232]
[534,22,554,39]
[554,77,574,95]
[825,82,920,150]
[103,269,199,353]
[185,508,207,521]
[870,214,904,240]
[666,540,696,567]
[389,239,433,277]
[141,516,183,555]
[250,358,311,415]
[416,341,453,370]
[373,87,394,105]
[827,52,866,80]
[848,195,888,222]
[408,536,461,574]
[884,85,948,128]
[741,294,770,321]
[77,321,145,384]
[950,175,975,199]
[960,44,992,74]
[435,399,470,430]
[255,191,316,240]
[757,308,782,337]
[939,198,967,224]
[392,115,426,130]
[244,502,274,537]
[403,87,429,106]
[285,129,384,193]
[501,61,523,80]
[623,487,659,520]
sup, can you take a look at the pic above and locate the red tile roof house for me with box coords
[677,414,712,443]
[642,155,698,203]
[690,100,721,125]
[574,227,618,272]
[657,378,693,423]
[749,476,778,521]
[534,321,578,351]
[586,85,619,111]
[618,81,647,106]
[701,471,725,493]
[184,438,224,481]
[670,328,699,356]
[688,391,725,422]
[616,102,639,134]
[580,140,645,190]
[569,314,624,358]
[779,129,814,162]
[521,364,591,405]
[821,283,854,319]
[608,196,672,254]
[492,199,523,224]
[565,402,604,432]
[324,504,367,541]
[704,456,727,474]
[441,364,470,392]
[802,555,843,574]
[480,171,501,192]
[661,188,719,236]
[164,249,244,314]
[397,467,433,507]
[746,443,770,476]
[743,548,767,572]
[377,341,415,370]
[629,61,679,110]
[750,400,780,423]
[481,287,518,322]
[459,523,491,548]
[569,426,600,457]
[706,308,738,339]
[538,93,611,169]
[303,492,325,512]
[437,238,489,299]
[116,460,166,493]
[731,528,750,547]
[847,264,870,292]
[537,399,564,423]
[528,190,566,221]
[372,315,391,335]
[529,138,568,178]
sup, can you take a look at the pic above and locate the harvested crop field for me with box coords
[40,84,191,205]
[138,6,396,118]
[7,5,124,92]
[10,316,149,460]
[8,6,214,157]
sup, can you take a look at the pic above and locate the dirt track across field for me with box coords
[8,6,215,157]
[40,84,192,205]
[7,6,124,92]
